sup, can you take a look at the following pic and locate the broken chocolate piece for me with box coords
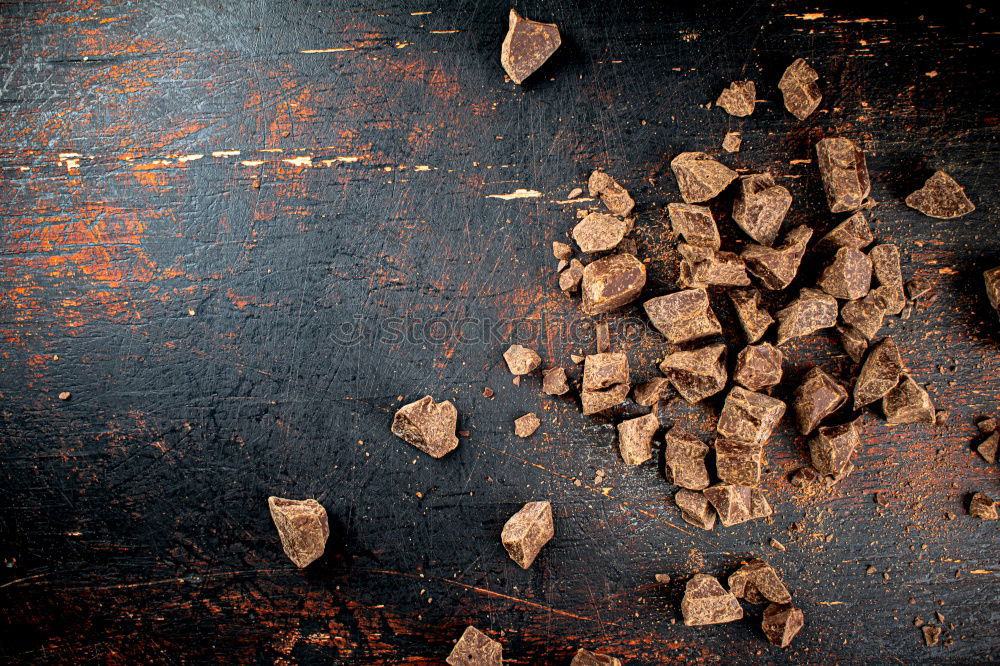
[716,80,756,117]
[681,574,743,626]
[969,492,998,520]
[715,438,765,486]
[655,573,672,584]
[869,244,905,315]
[906,277,933,301]
[977,431,998,464]
[392,396,460,458]
[717,386,786,446]
[809,422,859,477]
[678,245,750,288]
[514,413,541,437]
[447,625,503,666]
[542,367,570,395]
[581,253,647,315]
[840,293,886,340]
[729,288,774,343]
[267,496,329,568]
[815,137,870,213]
[985,266,1000,315]
[595,321,610,353]
[570,649,621,666]
[588,170,635,218]
[501,500,554,568]
[560,258,585,292]
[854,337,904,409]
[667,203,720,249]
[741,225,812,290]
[617,413,658,465]
[762,604,805,648]
[670,152,738,203]
[778,58,821,120]
[659,344,727,404]
[977,416,997,435]
[817,247,872,300]
[905,171,975,219]
[749,488,772,519]
[733,343,783,391]
[703,484,753,526]
[675,489,716,529]
[883,375,935,424]
[581,383,630,415]
[921,624,942,648]
[500,9,560,85]
[723,131,742,153]
[732,173,793,246]
[817,211,874,251]
[664,427,711,490]
[644,288,722,344]
[633,377,670,407]
[503,344,541,375]
[793,367,848,434]
[837,324,868,363]
[572,212,628,253]
[728,559,792,604]
[583,352,629,391]
[790,466,822,488]
[553,241,573,261]
[775,288,838,345]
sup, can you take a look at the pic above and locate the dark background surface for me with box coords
[1,0,998,663]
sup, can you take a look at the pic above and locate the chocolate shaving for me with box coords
[447,625,503,666]
[733,342,783,392]
[793,367,848,434]
[762,604,805,648]
[817,211,874,251]
[644,288,722,344]
[809,421,859,477]
[854,337,904,409]
[732,173,793,246]
[501,501,554,568]
[815,137,870,213]
[883,375,935,424]
[670,152,738,203]
[667,203,720,249]
[664,427,711,490]
[716,80,756,117]
[717,386,786,446]
[514,413,541,438]
[681,574,743,625]
[659,343,728,404]
[392,395,460,458]
[542,367,570,395]
[500,9,560,85]
[503,344,541,375]
[581,253,647,315]
[617,413,658,465]
[869,244,905,315]
[905,171,975,219]
[268,496,330,568]
[741,225,812,290]
[778,58,821,120]
[775,288,838,345]
[572,212,628,253]
[728,288,774,343]
[817,247,872,300]
[588,170,635,217]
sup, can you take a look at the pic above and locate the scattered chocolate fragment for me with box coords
[968,492,998,520]
[447,625,503,666]
[741,225,812,290]
[681,574,744,626]
[817,247,872,300]
[840,293,886,340]
[659,344,728,404]
[935,410,950,426]
[976,431,998,464]
[792,367,848,435]
[868,244,905,315]
[542,367,570,395]
[817,211,873,251]
[617,413,658,465]
[514,413,541,438]
[581,253,647,315]
[501,501,554,568]
[905,171,975,219]
[588,170,635,217]
[854,337,904,409]
[655,573,672,584]
[512,376,521,386]
[733,343,783,392]
[595,322,611,354]
[267,496,330,568]
[703,484,753,526]
[675,488,716,530]
[483,387,495,398]
[500,9,561,85]
[581,383,630,415]
[559,258,585,292]
[644,288,722,344]
[678,245,751,288]
[570,353,585,365]
[570,649,621,666]
[723,131,742,153]
[985,266,1000,316]
[670,152,738,203]
[667,203,720,249]
[716,80,756,117]
[633,377,670,407]
[583,352,629,391]
[837,324,868,363]
[732,173,793,246]
[809,422,860,477]
[557,258,568,272]
[58,391,71,401]
[715,439,765,486]
[778,58,821,120]
[775,288,838,345]
[392,396,460,458]
[729,289,774,343]
[503,344,541,375]
[664,427,710,490]
[728,559,792,604]
[906,277,933,301]
[921,624,942,648]
[815,137,870,213]
[553,241,573,261]
[572,212,628,253]
[790,466,822,488]
[770,538,786,552]
[883,375,935,424]
[717,386,786,446]
[566,187,583,200]
[762,604,805,648]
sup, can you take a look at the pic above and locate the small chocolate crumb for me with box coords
[595,321,610,353]
[514,413,541,438]
[559,258,585,292]
[906,277,933,301]
[566,187,583,200]
[770,538,786,552]
[968,492,998,520]
[58,391,71,401]
[655,573,672,584]
[985,267,1000,316]
[570,649,621,666]
[922,624,942,647]
[501,501,554,568]
[905,171,975,219]
[553,241,573,261]
[483,387,494,398]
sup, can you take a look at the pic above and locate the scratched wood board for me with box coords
[1,0,998,663]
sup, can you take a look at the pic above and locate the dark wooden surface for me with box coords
[1,1,998,663]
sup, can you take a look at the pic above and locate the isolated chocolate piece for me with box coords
[514,413,541,437]
[681,574,744,626]
[840,293,886,340]
[675,489,716,529]
[905,277,933,301]
[855,337,904,409]
[678,246,750,288]
[723,131,742,153]
[500,9,560,85]
[581,253,647,315]
[644,288,722,344]
[503,344,541,375]
[729,288,774,343]
[837,324,868,363]
[883,375,935,424]
[732,173,793,246]
[655,573,672,584]
[977,431,998,464]
[922,624,942,647]
[985,266,1000,315]
[978,416,997,435]
[869,244,905,315]
[717,386,786,446]
[583,352,629,391]
[667,203,721,249]
[733,343,783,391]
[633,377,670,407]
[581,383,630,415]
[716,80,756,117]
[659,344,727,404]
[969,492,998,520]
[588,170,635,218]
[703,484,753,526]
[664,427,711,490]
[617,413,658,465]
[775,288,838,345]
[571,649,621,666]
[809,422,859,476]
[741,225,812,290]
[905,171,975,219]
[715,438,765,486]
[268,497,330,568]
[793,367,848,434]
[553,241,573,261]
[762,604,805,648]
[817,247,872,300]
[501,501,554,568]
[572,212,628,253]
[392,396,460,458]
[817,211,874,251]
[728,559,792,604]
[670,152,738,203]
[815,137,870,213]
[542,367,570,395]
[559,258,585,292]
[778,58,821,120]
[447,625,502,666]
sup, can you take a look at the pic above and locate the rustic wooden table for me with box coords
[1,1,998,663]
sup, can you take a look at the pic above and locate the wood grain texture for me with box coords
[1,1,998,663]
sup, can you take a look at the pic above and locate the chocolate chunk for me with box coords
[809,422,859,476]
[675,489,716,529]
[664,427,711,490]
[790,466,822,488]
[570,649,621,666]
[567,187,583,200]
[447,625,503,666]
[553,241,573,261]
[723,131,742,153]
[500,9,560,85]
[514,413,541,437]
[905,171,975,219]
[560,258,585,292]
[716,80,756,117]
[717,386,786,445]
[778,58,821,120]
[703,484,754,526]
[837,324,868,363]
[883,375,935,424]
[644,288,722,344]
[815,138,870,213]
[542,367,570,395]
[985,266,1000,315]
[869,244,905,315]
[503,344,541,375]
[840,293,886,340]
[729,289,774,343]
[732,173,793,246]
[817,247,872,300]
[670,152,738,203]
[572,212,628,253]
[733,343,783,391]
[633,377,670,407]
[392,396,460,458]
[678,245,750,288]
[817,211,874,251]
[728,559,792,605]
[977,431,998,464]
[581,253,647,315]
[617,413,658,465]
[268,496,330,568]
[741,225,812,290]
[969,492,998,520]
[667,203,721,249]
[906,277,933,301]
[588,170,635,218]
[659,344,727,404]
[681,574,744,626]
[594,321,611,353]
[58,391,71,401]
[501,501,554,568]
[583,352,629,391]
[977,416,997,435]
[921,624,942,648]
[715,439,765,486]
[855,337,904,409]
[655,573,672,584]
[762,604,805,648]
[775,288,839,345]
[793,367,848,434]
[581,383,630,415]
